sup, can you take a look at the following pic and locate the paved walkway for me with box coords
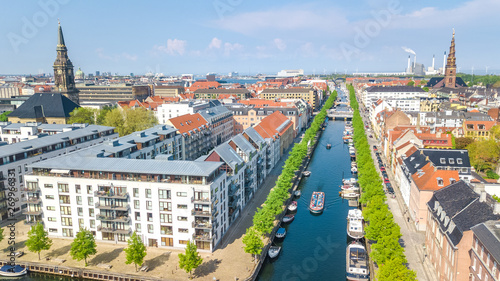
[358,101,438,281]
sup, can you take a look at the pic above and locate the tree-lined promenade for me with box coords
[243,88,338,260]
[348,84,417,281]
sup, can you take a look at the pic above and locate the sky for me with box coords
[1,0,499,76]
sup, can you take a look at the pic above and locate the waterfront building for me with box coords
[254,111,294,158]
[385,97,421,112]
[0,124,117,222]
[425,181,500,281]
[260,88,319,109]
[470,220,500,281]
[242,127,268,186]
[362,86,427,108]
[53,23,79,104]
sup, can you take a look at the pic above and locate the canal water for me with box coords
[257,117,356,281]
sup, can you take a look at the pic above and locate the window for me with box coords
[146,201,153,210]
[134,200,140,209]
[77,207,83,216]
[133,188,139,197]
[48,217,57,222]
[147,213,153,222]
[87,185,92,194]
[44,184,53,189]
[47,206,55,211]
[179,240,188,244]
[467,124,474,129]
[145,189,152,198]
[177,204,187,209]
[75,184,81,193]
[135,223,141,233]
[159,189,171,199]
[76,196,82,205]
[62,229,73,237]
[177,216,188,221]
[160,214,172,223]
[90,219,95,228]
[161,226,173,235]
[448,158,455,164]
[176,192,187,197]
[457,158,463,164]
[79,218,84,228]
[49,228,57,233]
[60,206,71,215]
[89,208,94,217]
[45,195,54,200]
[61,217,72,226]
[449,178,456,184]
[159,201,172,211]
[178,228,188,233]
[148,224,153,234]
[440,158,446,164]
[437,178,444,186]
[88,197,93,205]
[135,212,141,221]
[58,183,69,193]
[479,124,486,130]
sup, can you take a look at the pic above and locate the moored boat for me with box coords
[346,242,370,281]
[282,214,295,223]
[351,167,357,174]
[268,246,281,259]
[343,178,358,185]
[347,209,364,239]
[288,201,298,212]
[309,191,325,213]
[294,190,301,197]
[275,228,286,239]
[302,171,311,177]
[340,190,360,199]
[326,144,332,149]
[0,264,28,277]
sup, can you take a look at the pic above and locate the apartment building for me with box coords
[425,182,500,281]
[198,101,234,146]
[166,113,212,160]
[194,89,251,100]
[0,124,117,222]
[260,88,319,109]
[362,86,427,108]
[76,84,150,104]
[0,122,92,144]
[470,221,500,281]
[254,111,293,158]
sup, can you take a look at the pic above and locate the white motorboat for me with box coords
[302,171,311,177]
[288,201,298,212]
[343,178,358,185]
[346,242,370,281]
[0,265,28,277]
[347,209,364,239]
[294,190,301,197]
[268,246,281,259]
[340,190,360,199]
[351,167,358,174]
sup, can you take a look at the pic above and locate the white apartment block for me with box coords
[363,86,428,108]
[385,98,421,112]
[0,125,117,221]
[0,122,91,144]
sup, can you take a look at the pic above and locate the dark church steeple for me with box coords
[53,21,79,104]
[444,29,457,88]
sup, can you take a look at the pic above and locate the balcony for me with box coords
[96,214,131,223]
[97,225,132,235]
[192,221,212,229]
[95,202,130,212]
[245,169,253,176]
[192,233,212,242]
[22,209,43,216]
[22,197,42,204]
[191,209,211,217]
[245,178,254,187]
[20,187,40,193]
[229,183,239,197]
[24,220,43,225]
[94,190,129,200]
[192,197,210,204]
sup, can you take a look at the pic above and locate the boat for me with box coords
[275,228,286,239]
[294,190,301,197]
[346,242,370,281]
[347,209,364,239]
[288,201,298,211]
[340,191,360,199]
[351,167,358,174]
[282,215,295,223]
[343,178,358,185]
[326,144,332,149]
[302,171,311,177]
[309,191,325,213]
[341,185,360,192]
[343,138,349,144]
[268,246,281,259]
[0,264,28,277]
[349,147,356,156]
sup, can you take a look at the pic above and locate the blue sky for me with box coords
[1,0,499,75]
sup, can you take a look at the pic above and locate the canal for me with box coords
[257,93,356,281]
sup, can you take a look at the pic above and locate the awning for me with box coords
[50,169,70,174]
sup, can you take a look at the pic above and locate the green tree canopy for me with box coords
[377,256,417,281]
[103,108,126,136]
[25,222,52,260]
[468,139,500,172]
[455,137,474,149]
[0,228,4,243]
[242,227,264,263]
[178,240,203,279]
[103,107,158,136]
[0,111,11,122]
[68,107,96,124]
[407,81,415,86]
[124,231,147,272]
[70,228,97,266]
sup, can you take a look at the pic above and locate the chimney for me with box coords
[432,55,435,69]
[414,54,417,68]
[494,202,500,215]
[407,55,411,72]
[480,191,487,203]
[473,183,485,194]
[443,51,447,75]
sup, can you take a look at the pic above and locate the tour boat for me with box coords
[326,144,332,149]
[294,190,301,197]
[309,191,325,213]
[0,264,28,277]
[288,201,298,212]
[346,242,370,281]
[268,246,281,259]
[282,214,295,223]
[275,228,286,239]
[347,209,364,239]
[302,171,311,177]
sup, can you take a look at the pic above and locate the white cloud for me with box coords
[208,37,222,49]
[299,42,316,58]
[224,42,243,56]
[152,39,187,56]
[122,52,137,61]
[274,38,286,51]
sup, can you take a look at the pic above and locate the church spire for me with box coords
[57,20,66,51]
[444,29,457,88]
[53,21,79,104]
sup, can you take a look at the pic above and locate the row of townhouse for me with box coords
[22,112,292,252]
[0,124,118,221]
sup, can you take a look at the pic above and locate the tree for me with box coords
[70,228,97,266]
[124,231,147,272]
[468,139,500,172]
[178,240,203,279]
[377,256,417,281]
[407,80,415,86]
[25,222,52,260]
[68,107,96,124]
[123,107,158,135]
[422,87,429,92]
[455,137,474,149]
[103,108,125,136]
[96,105,115,125]
[242,227,264,263]
[0,111,11,122]
[0,228,4,243]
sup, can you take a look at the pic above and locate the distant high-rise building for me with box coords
[206,73,216,81]
[95,71,100,76]
[52,22,79,104]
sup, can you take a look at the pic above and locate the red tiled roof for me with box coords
[254,111,293,140]
[411,162,459,191]
[168,113,208,136]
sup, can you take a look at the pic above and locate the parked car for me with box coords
[384,178,390,184]
[369,135,373,138]
[380,166,386,171]
[373,145,378,151]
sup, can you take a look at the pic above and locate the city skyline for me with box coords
[1,0,500,75]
